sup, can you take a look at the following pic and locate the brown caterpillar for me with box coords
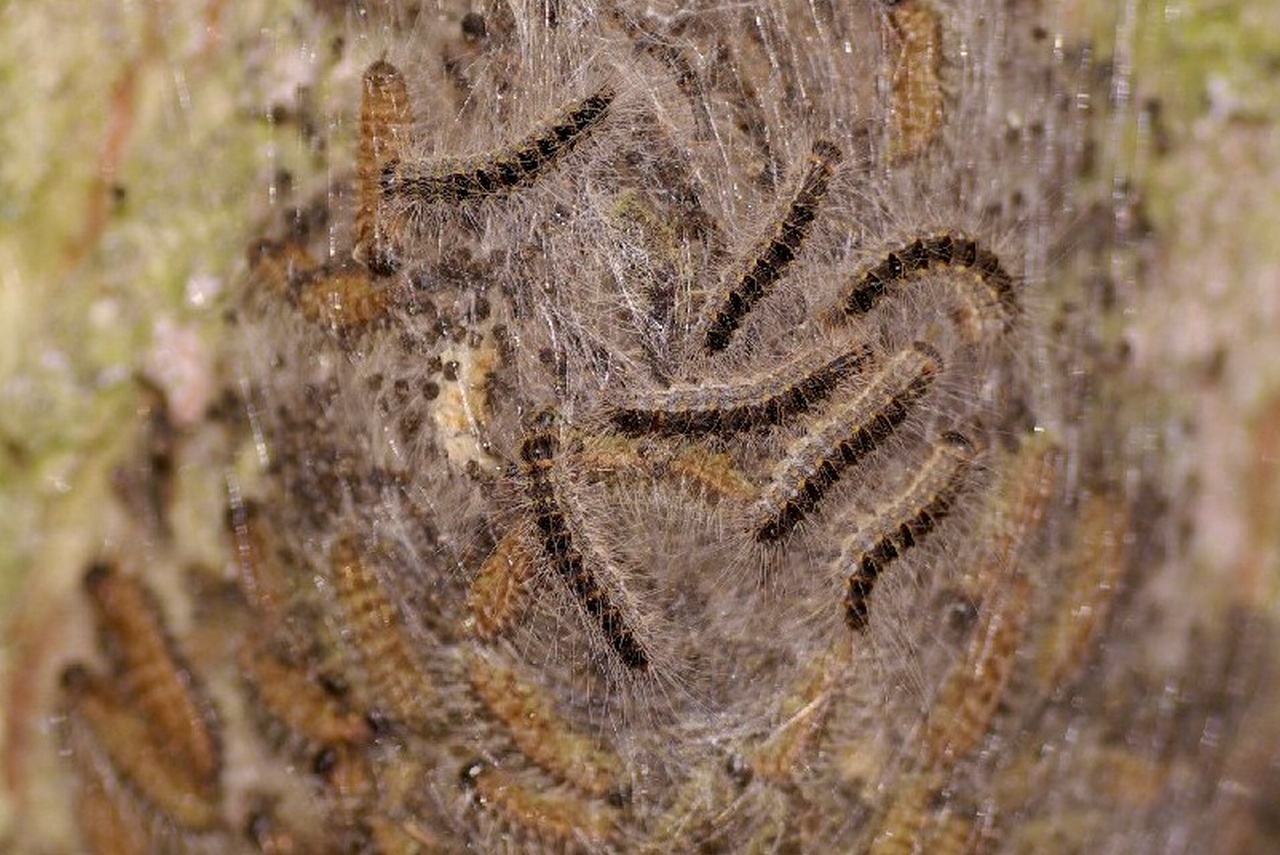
[245,240,388,331]
[923,573,1030,768]
[664,445,762,503]
[82,563,221,790]
[460,760,619,848]
[886,0,946,160]
[381,84,617,206]
[520,413,650,671]
[748,645,849,784]
[910,438,1057,766]
[867,771,979,855]
[749,343,940,543]
[834,234,1017,336]
[354,59,412,276]
[60,665,222,831]
[292,262,390,331]
[245,238,318,302]
[1036,495,1129,693]
[237,638,373,747]
[467,529,538,641]
[699,140,843,353]
[608,342,872,436]
[841,430,974,630]
[573,435,760,503]
[65,722,152,855]
[227,499,294,628]
[327,536,434,725]
[980,434,1060,587]
[467,653,625,800]
[311,741,378,819]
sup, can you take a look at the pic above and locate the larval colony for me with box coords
[55,2,1159,852]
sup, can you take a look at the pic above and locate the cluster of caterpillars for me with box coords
[464,161,1020,679]
[60,565,224,849]
[56,2,1126,852]
[243,40,1018,672]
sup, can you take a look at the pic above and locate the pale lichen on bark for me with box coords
[0,0,324,846]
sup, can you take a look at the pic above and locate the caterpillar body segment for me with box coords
[381,85,617,207]
[60,665,223,831]
[238,638,373,747]
[467,653,626,800]
[699,140,844,354]
[328,537,435,725]
[520,414,651,671]
[467,529,538,641]
[886,0,946,160]
[247,240,389,331]
[609,342,872,437]
[748,343,941,544]
[82,564,222,791]
[841,430,975,630]
[355,60,413,275]
[460,760,620,848]
[833,235,1018,342]
[924,573,1031,768]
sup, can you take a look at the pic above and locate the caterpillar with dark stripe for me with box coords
[836,234,1017,335]
[521,412,650,670]
[750,343,941,543]
[609,341,871,437]
[841,431,974,630]
[381,84,616,206]
[699,140,843,353]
